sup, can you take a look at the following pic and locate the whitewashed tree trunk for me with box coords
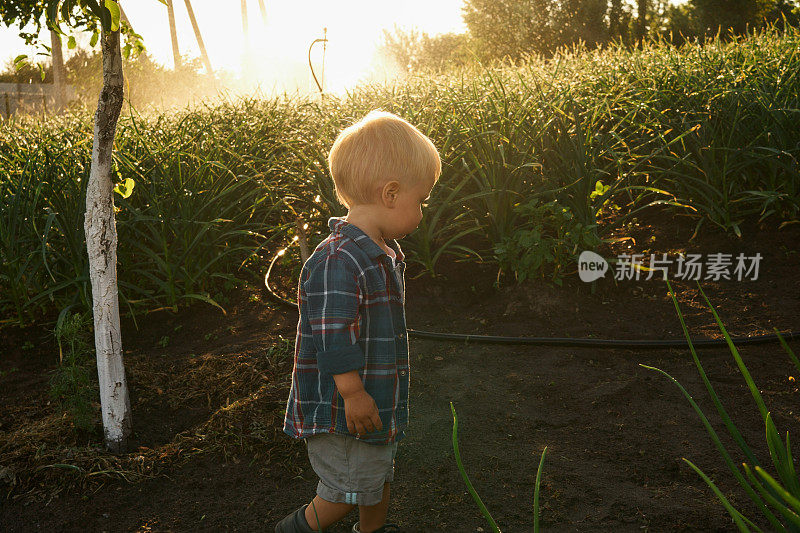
[85,27,131,454]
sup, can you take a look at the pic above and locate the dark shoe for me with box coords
[351,522,403,533]
[275,504,319,533]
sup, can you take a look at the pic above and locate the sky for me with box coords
[0,0,468,96]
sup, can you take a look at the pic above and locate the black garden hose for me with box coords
[264,246,800,349]
[398,329,800,348]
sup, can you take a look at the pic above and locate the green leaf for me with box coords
[764,413,800,495]
[683,458,758,532]
[672,280,762,467]
[744,463,800,528]
[639,363,781,530]
[534,446,547,533]
[104,0,120,31]
[59,1,71,33]
[774,329,800,376]
[67,36,76,49]
[90,30,99,47]
[36,463,84,473]
[84,0,104,22]
[753,465,800,514]
[450,402,501,532]
[46,0,61,33]
[113,178,135,199]
[181,293,227,315]
[696,282,770,422]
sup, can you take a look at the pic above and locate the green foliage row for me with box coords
[1,22,800,326]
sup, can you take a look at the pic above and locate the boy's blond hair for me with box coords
[328,110,441,209]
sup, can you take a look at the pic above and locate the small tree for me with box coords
[0,0,149,453]
[378,25,476,73]
[461,0,638,61]
[688,0,790,37]
[462,0,555,61]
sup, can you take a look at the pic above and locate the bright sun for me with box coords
[0,1,466,98]
[101,0,466,97]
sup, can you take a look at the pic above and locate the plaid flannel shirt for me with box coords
[282,216,410,445]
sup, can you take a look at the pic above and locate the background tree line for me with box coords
[380,0,800,71]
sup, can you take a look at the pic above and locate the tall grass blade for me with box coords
[695,282,769,421]
[450,402,501,533]
[533,446,547,533]
[665,280,762,469]
[774,329,800,376]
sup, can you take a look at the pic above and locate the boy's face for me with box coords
[389,177,435,239]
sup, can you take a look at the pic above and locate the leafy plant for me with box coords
[641,280,800,532]
[49,310,98,433]
[494,197,602,285]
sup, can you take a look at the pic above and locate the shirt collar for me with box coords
[328,216,405,264]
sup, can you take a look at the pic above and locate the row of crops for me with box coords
[2,23,799,327]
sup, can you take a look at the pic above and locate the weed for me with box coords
[48,311,97,433]
[494,197,602,285]
[0,366,19,378]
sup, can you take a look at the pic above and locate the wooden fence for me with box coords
[0,82,76,120]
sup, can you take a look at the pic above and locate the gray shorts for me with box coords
[305,432,399,506]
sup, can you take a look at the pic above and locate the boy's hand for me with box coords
[342,389,383,435]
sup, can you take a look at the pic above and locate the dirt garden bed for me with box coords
[2,205,799,532]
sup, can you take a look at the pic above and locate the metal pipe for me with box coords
[308,29,328,94]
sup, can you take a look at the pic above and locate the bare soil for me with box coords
[2,206,800,532]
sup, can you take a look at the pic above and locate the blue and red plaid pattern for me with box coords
[283,216,410,445]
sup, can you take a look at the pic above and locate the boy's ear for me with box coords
[382,180,401,205]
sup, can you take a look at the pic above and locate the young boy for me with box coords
[276,110,440,533]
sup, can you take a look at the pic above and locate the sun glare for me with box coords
[121,0,466,98]
[207,0,466,96]
[0,1,465,100]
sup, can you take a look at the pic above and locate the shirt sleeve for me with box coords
[302,253,364,376]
